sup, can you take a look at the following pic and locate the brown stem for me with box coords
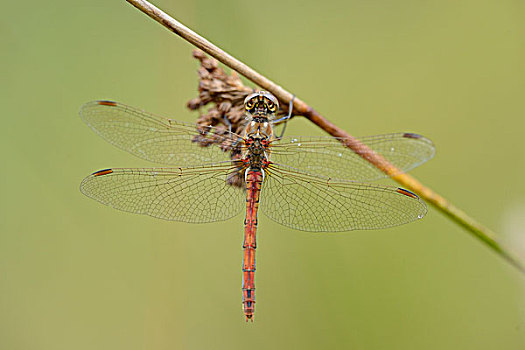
[125,0,525,274]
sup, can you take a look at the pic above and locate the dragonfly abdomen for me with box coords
[242,169,263,321]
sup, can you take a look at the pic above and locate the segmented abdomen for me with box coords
[242,169,263,321]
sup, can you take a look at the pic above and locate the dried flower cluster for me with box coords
[186,50,295,188]
[187,50,293,151]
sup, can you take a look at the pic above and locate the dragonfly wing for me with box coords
[80,101,240,166]
[260,164,427,232]
[270,133,435,182]
[80,163,244,223]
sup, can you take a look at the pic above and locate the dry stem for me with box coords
[126,0,525,274]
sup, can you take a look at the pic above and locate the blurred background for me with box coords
[2,0,525,349]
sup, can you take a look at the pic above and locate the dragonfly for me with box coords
[80,91,434,321]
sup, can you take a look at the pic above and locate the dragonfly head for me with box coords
[244,91,279,117]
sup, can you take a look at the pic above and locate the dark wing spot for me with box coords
[97,100,117,107]
[402,132,422,139]
[396,188,419,199]
[92,169,113,176]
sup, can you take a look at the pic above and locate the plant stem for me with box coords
[125,0,525,274]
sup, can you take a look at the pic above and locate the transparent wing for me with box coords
[261,164,427,232]
[80,101,240,166]
[270,133,435,182]
[80,163,245,223]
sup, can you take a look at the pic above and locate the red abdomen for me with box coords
[242,169,263,321]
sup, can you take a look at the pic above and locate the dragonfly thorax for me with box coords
[244,118,273,139]
[244,137,270,168]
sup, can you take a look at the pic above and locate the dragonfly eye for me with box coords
[244,92,279,114]
[261,93,279,111]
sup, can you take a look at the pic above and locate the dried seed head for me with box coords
[186,50,295,187]
[187,50,294,144]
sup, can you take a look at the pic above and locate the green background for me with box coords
[2,0,525,349]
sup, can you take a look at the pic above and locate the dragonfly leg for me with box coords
[275,95,295,140]
[223,114,244,150]
[223,115,235,144]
